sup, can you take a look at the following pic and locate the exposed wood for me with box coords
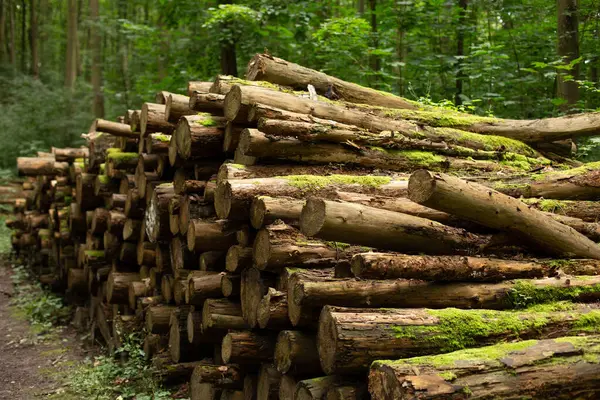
[257,364,281,400]
[221,331,277,365]
[256,288,290,330]
[92,119,136,138]
[165,93,194,122]
[140,102,175,137]
[274,331,320,375]
[17,157,69,176]
[202,298,247,332]
[189,92,225,114]
[187,219,239,252]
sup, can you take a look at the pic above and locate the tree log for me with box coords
[190,363,244,399]
[523,198,600,222]
[257,288,290,330]
[200,250,226,271]
[165,93,194,122]
[145,305,176,334]
[17,157,69,176]
[106,272,139,304]
[221,331,277,365]
[274,331,321,376]
[295,376,354,400]
[241,268,276,328]
[92,118,137,138]
[187,219,239,252]
[247,53,416,110]
[250,196,304,229]
[189,92,225,114]
[51,146,89,162]
[257,364,281,400]
[226,245,253,272]
[187,272,223,306]
[140,102,175,137]
[202,298,248,333]
[318,305,600,375]
[179,194,216,235]
[222,273,241,297]
[145,183,175,243]
[175,115,226,159]
[368,336,600,400]
[409,170,600,258]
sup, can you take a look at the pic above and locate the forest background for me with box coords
[0,0,598,173]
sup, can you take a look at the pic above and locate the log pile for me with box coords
[8,53,600,399]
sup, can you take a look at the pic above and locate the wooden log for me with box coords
[175,115,226,159]
[189,92,225,113]
[247,53,416,110]
[145,305,176,334]
[90,207,110,234]
[295,376,354,400]
[226,245,253,272]
[522,198,600,222]
[318,305,600,375]
[190,363,244,398]
[144,133,171,154]
[106,272,139,304]
[250,196,304,229]
[123,219,141,241]
[289,275,600,316]
[408,170,600,259]
[188,81,213,96]
[257,364,281,400]
[124,189,144,219]
[256,288,290,330]
[202,298,248,332]
[143,334,167,361]
[51,146,89,162]
[187,272,223,306]
[137,241,156,266]
[119,242,138,265]
[215,174,407,221]
[179,195,215,235]
[274,331,320,375]
[241,268,276,328]
[200,250,226,271]
[187,219,239,252]
[368,336,600,400]
[300,199,488,255]
[222,273,241,297]
[92,118,137,138]
[17,157,69,176]
[67,268,87,295]
[325,385,368,400]
[170,306,207,362]
[349,253,581,281]
[140,102,175,137]
[146,183,175,243]
[165,93,194,122]
[221,331,277,365]
[128,280,152,309]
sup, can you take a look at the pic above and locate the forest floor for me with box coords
[0,259,88,400]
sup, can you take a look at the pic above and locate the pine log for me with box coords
[318,305,600,375]
[189,92,225,114]
[239,129,515,174]
[290,275,600,317]
[187,219,239,252]
[86,130,117,171]
[170,306,207,362]
[222,273,241,297]
[17,157,69,176]
[106,272,139,304]
[325,385,368,400]
[257,364,281,400]
[523,198,600,222]
[51,146,89,162]
[274,331,321,375]
[241,268,276,327]
[137,241,156,266]
[92,118,137,138]
[165,93,194,122]
[124,189,144,219]
[202,298,248,332]
[409,170,600,258]
[349,253,594,281]
[90,207,110,234]
[301,199,488,255]
[187,272,223,306]
[250,196,304,229]
[190,363,244,399]
[226,245,253,272]
[171,235,198,271]
[223,123,245,153]
[145,305,176,334]
[247,53,416,110]
[295,376,354,400]
[188,81,213,96]
[221,331,277,365]
[145,133,171,154]
[128,280,152,309]
[140,102,175,137]
[145,183,175,243]
[179,194,216,235]
[152,354,208,385]
[215,174,407,221]
[256,288,290,330]
[369,336,600,400]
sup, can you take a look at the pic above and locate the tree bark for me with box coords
[274,331,321,375]
[522,198,600,222]
[92,119,136,138]
[106,272,139,304]
[17,158,69,176]
[319,305,600,375]
[190,363,244,398]
[295,376,355,400]
[145,305,176,334]
[140,102,175,137]
[202,298,247,332]
[240,267,276,328]
[221,330,277,365]
[187,81,213,97]
[557,0,580,110]
[51,147,88,162]
[409,170,600,258]
[145,183,174,243]
[187,272,223,306]
[369,336,600,400]
[256,288,290,330]
[175,114,226,159]
[187,219,239,252]
[250,196,304,229]
[247,53,416,109]
[221,273,240,298]
[165,93,194,122]
[179,195,215,235]
[189,92,225,114]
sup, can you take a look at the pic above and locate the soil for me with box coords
[0,263,88,399]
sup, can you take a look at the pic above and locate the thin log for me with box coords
[221,331,277,365]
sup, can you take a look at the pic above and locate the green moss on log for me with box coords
[508,280,600,308]
[107,152,138,162]
[281,174,393,191]
[431,127,539,157]
[151,133,171,142]
[98,175,110,184]
[85,250,105,258]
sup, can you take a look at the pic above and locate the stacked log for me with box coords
[7,53,600,399]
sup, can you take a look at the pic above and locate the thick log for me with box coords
[165,93,194,122]
[250,196,304,229]
[171,235,199,271]
[295,376,354,400]
[152,354,208,385]
[123,219,142,241]
[175,115,226,159]
[239,129,515,174]
[221,331,277,365]
[274,331,320,376]
[408,170,600,258]
[300,199,488,255]
[187,272,223,306]
[17,157,69,176]
[215,174,407,221]
[128,280,152,309]
[348,253,596,281]
[179,194,216,235]
[124,189,144,219]
[222,273,241,297]
[523,198,600,222]
[187,219,239,252]
[226,245,253,273]
[140,102,175,137]
[190,364,244,400]
[368,336,600,400]
[247,53,416,110]
[289,275,600,317]
[257,364,281,400]
[106,272,139,304]
[241,268,276,327]
[256,288,290,330]
[145,305,176,334]
[51,146,89,161]
[86,130,117,172]
[91,207,110,234]
[202,298,247,332]
[318,305,600,375]
[145,183,175,243]
[170,306,207,362]
[188,81,213,96]
[92,118,137,138]
[223,123,244,153]
[145,133,171,154]
[189,92,225,113]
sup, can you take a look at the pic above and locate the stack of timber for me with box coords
[8,53,600,400]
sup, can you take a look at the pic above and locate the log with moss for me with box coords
[144,133,171,154]
[140,102,175,137]
[408,170,600,259]
[522,198,600,222]
[318,305,600,375]
[179,195,215,235]
[288,275,600,324]
[238,129,533,174]
[488,162,600,200]
[215,174,408,221]
[351,253,600,281]
[174,114,227,159]
[369,336,600,399]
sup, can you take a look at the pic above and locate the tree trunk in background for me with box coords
[29,0,38,78]
[20,0,25,72]
[90,0,104,117]
[0,0,5,63]
[220,44,237,76]
[395,14,406,96]
[455,0,468,105]
[369,0,380,82]
[8,0,15,67]
[38,0,47,72]
[557,0,579,110]
[358,0,365,15]
[65,0,77,89]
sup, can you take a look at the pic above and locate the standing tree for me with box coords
[369,0,380,82]
[557,0,580,109]
[0,0,5,63]
[30,0,38,78]
[20,0,25,72]
[8,0,15,67]
[90,0,104,117]
[65,0,77,89]
[455,0,468,105]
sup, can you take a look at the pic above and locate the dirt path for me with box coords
[0,263,87,400]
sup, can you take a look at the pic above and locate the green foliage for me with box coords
[204,5,261,46]
[10,265,71,333]
[69,333,172,400]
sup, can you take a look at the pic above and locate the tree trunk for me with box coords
[17,158,69,176]
[274,330,321,376]
[65,0,77,89]
[221,330,277,365]
[175,115,226,160]
[256,288,290,330]
[140,102,175,137]
[351,253,600,281]
[90,0,103,117]
[215,174,408,221]
[247,53,415,109]
[190,363,244,398]
[187,81,213,97]
[319,305,600,375]
[165,93,194,122]
[29,0,38,77]
[408,170,600,258]
[557,0,580,110]
[186,272,223,306]
[369,336,600,400]
[202,298,247,332]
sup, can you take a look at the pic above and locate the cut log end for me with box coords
[215,182,232,219]
[317,307,338,375]
[250,196,267,229]
[299,198,326,237]
[221,333,233,364]
[407,169,437,203]
[224,85,243,122]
